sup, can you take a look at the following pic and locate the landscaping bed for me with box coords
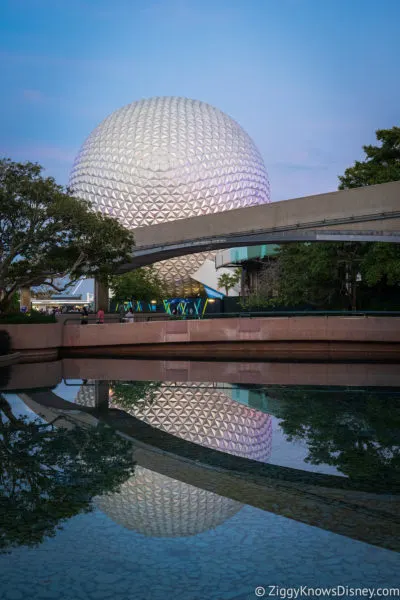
[0,313,57,324]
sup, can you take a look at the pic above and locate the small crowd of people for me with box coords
[80,306,104,325]
[38,305,84,315]
[80,306,136,325]
[119,306,135,323]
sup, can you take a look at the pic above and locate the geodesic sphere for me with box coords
[69,96,270,294]
[91,381,272,537]
[95,467,243,538]
[76,381,272,463]
[118,382,273,463]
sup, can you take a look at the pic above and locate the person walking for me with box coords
[81,306,89,325]
[96,308,105,324]
[125,309,134,323]
[119,304,126,323]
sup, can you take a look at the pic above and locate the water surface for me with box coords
[1,360,399,600]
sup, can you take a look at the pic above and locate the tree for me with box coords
[110,266,164,302]
[240,257,281,309]
[110,380,161,410]
[217,268,241,296]
[257,127,400,310]
[361,242,400,287]
[0,159,134,312]
[0,394,134,552]
[272,387,400,492]
[338,126,400,189]
[275,241,400,311]
[275,242,369,310]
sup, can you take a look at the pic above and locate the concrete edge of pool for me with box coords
[1,316,399,362]
[4,358,400,390]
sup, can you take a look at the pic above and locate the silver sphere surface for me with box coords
[77,381,272,537]
[70,96,270,295]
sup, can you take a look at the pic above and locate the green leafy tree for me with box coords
[110,380,161,410]
[217,268,241,296]
[0,394,134,552]
[110,266,164,302]
[0,159,134,312]
[265,127,400,310]
[276,242,369,310]
[338,126,400,189]
[6,293,19,312]
[275,241,400,311]
[272,387,400,491]
[361,242,400,287]
[240,257,281,310]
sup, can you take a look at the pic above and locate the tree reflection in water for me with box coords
[0,393,134,553]
[272,388,400,489]
[109,380,161,410]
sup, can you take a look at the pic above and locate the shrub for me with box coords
[0,365,10,387]
[0,312,56,324]
[0,330,11,356]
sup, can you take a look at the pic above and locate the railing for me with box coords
[62,316,120,325]
[62,314,171,325]
[199,310,400,318]
[62,310,400,325]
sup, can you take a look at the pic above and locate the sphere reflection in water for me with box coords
[115,383,273,462]
[75,382,272,537]
[95,467,242,538]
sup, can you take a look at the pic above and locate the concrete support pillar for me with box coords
[241,266,250,297]
[94,380,109,413]
[19,287,31,312]
[94,278,109,312]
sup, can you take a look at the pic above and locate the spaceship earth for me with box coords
[76,381,272,537]
[69,96,271,295]
[95,467,243,538]
[117,382,273,462]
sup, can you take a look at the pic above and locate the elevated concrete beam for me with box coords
[118,228,400,270]
[116,181,400,270]
[132,181,400,247]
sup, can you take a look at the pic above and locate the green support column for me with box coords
[94,278,109,312]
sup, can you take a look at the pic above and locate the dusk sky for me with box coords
[1,0,399,201]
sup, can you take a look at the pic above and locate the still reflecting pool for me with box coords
[1,360,399,600]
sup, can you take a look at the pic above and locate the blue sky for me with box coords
[1,0,399,201]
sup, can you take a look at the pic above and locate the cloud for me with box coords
[22,89,47,103]
[270,161,330,172]
[139,0,235,25]
[18,86,109,121]
[0,51,134,73]
[33,145,77,163]
[0,142,77,165]
[264,146,334,173]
